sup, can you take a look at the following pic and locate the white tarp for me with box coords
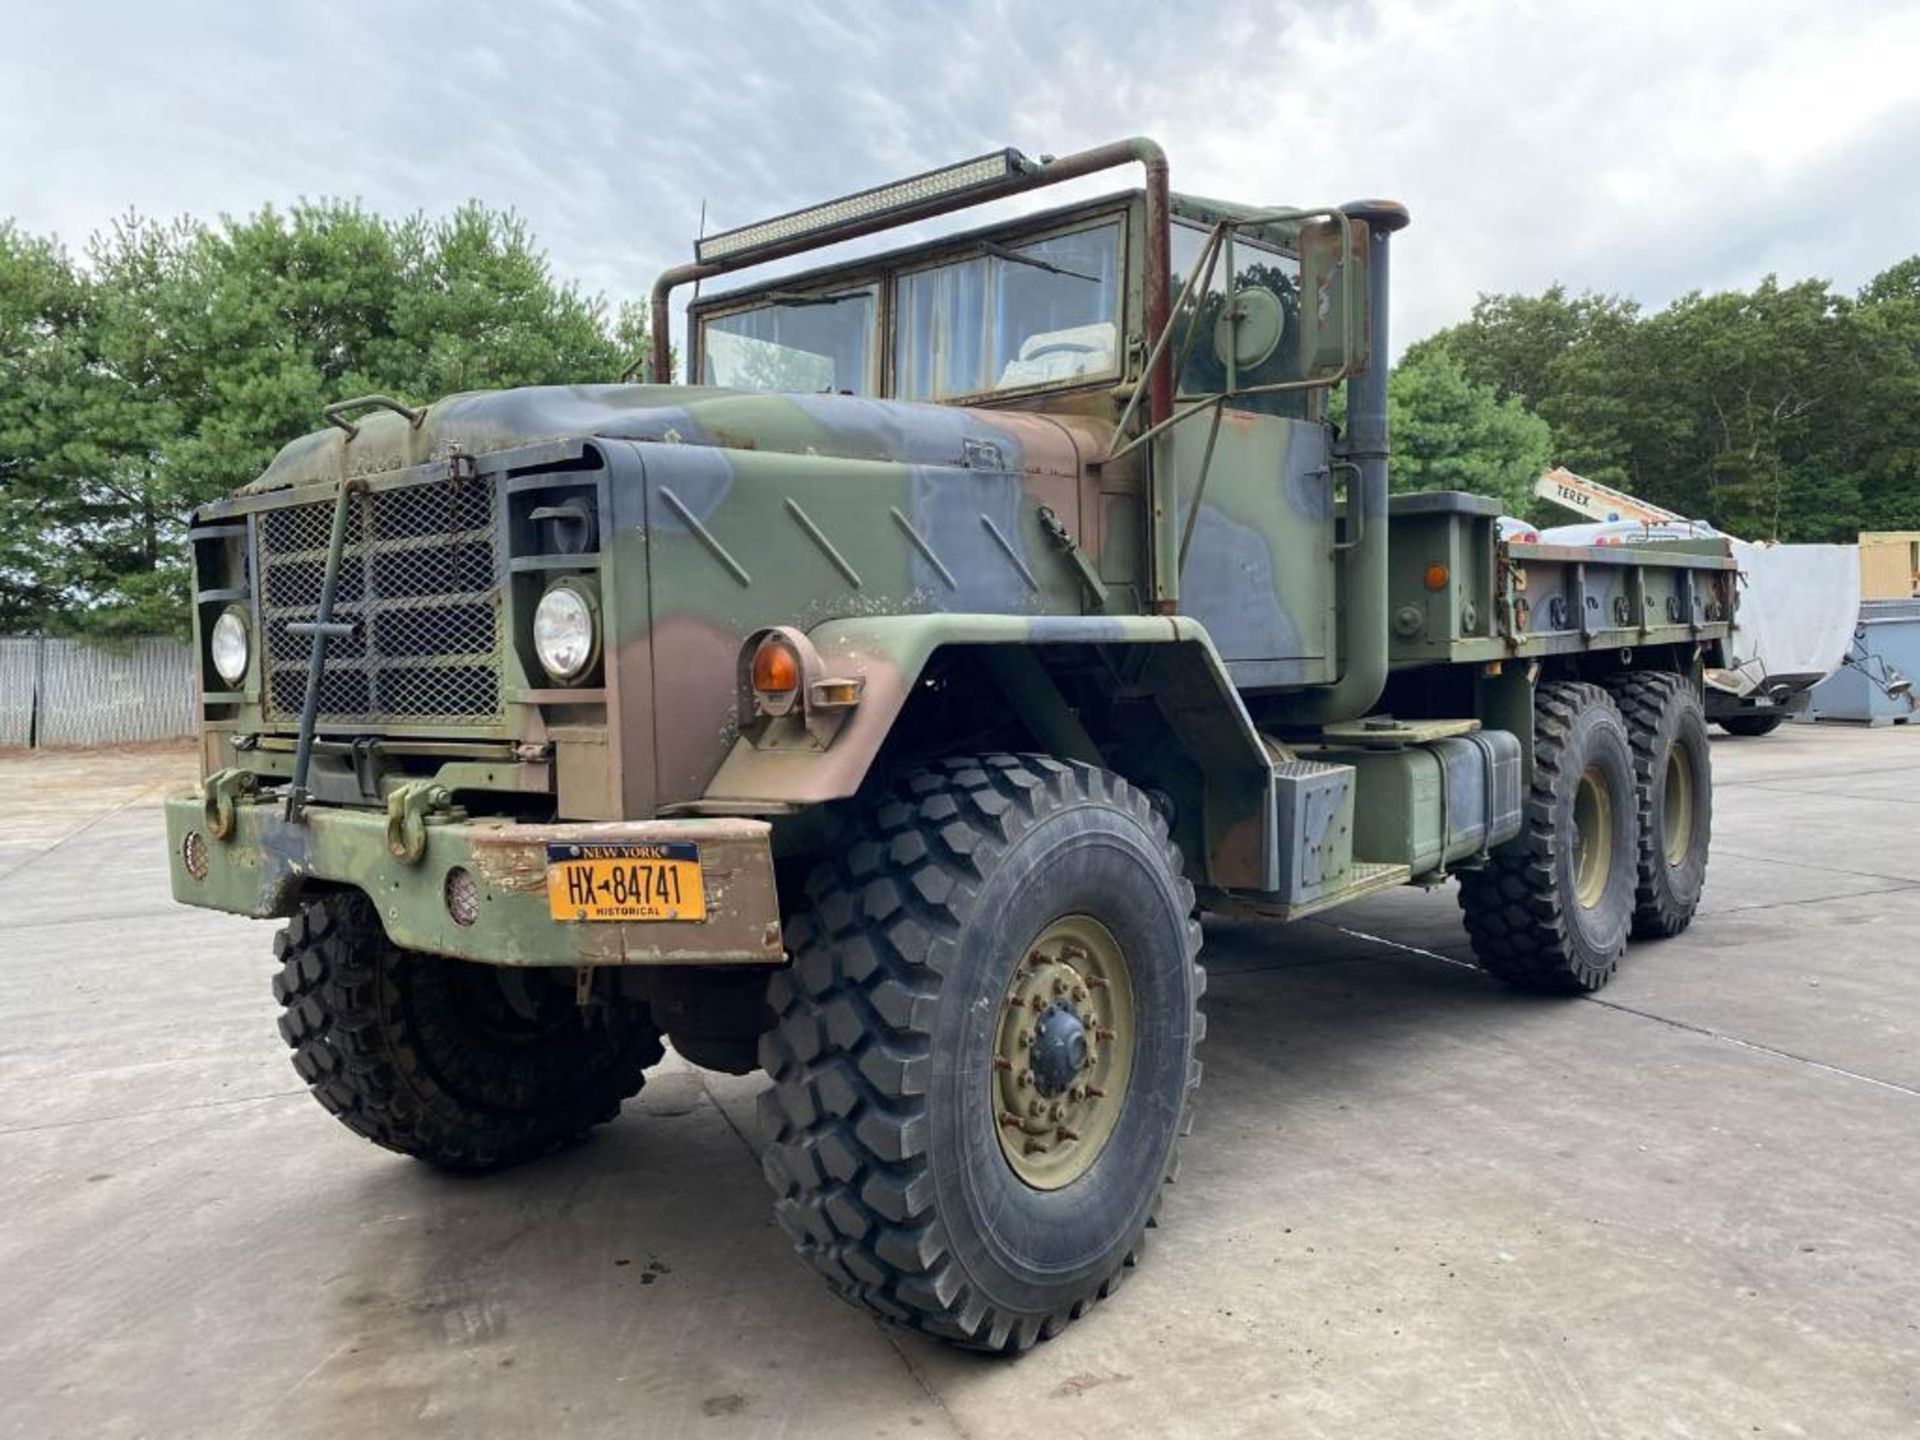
[1722,540,1860,690]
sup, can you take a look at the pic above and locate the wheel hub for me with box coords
[1662,746,1695,867]
[1572,764,1614,910]
[1029,1002,1089,1096]
[990,914,1135,1190]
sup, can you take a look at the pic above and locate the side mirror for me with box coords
[1296,216,1371,383]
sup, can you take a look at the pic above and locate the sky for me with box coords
[6,0,1920,364]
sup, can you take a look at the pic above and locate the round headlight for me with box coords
[533,582,597,682]
[210,607,250,686]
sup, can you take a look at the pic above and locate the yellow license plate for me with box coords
[545,841,707,922]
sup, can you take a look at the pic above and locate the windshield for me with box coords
[701,287,877,394]
[896,221,1122,401]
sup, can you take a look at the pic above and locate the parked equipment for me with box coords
[1803,599,1920,726]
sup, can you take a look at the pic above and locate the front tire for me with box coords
[1717,711,1785,737]
[273,892,664,1171]
[758,755,1204,1352]
[1458,682,1638,993]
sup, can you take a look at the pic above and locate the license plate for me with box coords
[544,841,708,923]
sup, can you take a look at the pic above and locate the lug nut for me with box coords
[1072,986,1087,1002]
[1029,1099,1044,1116]
[1019,1069,1034,1088]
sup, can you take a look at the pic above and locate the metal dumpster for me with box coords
[1804,599,1920,725]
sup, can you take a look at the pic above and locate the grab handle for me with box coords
[322,394,426,439]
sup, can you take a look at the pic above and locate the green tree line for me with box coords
[1385,258,1920,538]
[0,202,649,637]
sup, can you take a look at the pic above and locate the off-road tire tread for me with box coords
[1457,681,1627,994]
[273,891,663,1171]
[1606,670,1710,938]
[757,753,1204,1354]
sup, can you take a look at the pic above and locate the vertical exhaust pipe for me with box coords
[1283,200,1409,726]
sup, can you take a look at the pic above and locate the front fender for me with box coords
[695,613,1277,888]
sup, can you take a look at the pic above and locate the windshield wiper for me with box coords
[760,290,867,308]
[983,242,1099,283]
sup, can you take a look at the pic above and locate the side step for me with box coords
[1214,860,1413,923]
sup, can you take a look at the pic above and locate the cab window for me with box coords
[1169,222,1306,419]
[701,288,877,394]
[895,222,1122,401]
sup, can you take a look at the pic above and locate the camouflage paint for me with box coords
[166,159,1736,968]
[1171,410,1334,688]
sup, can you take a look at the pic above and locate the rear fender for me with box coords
[698,614,1276,888]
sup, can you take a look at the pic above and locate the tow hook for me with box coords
[385,782,454,865]
[201,768,260,842]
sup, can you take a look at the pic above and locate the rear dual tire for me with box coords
[1458,674,1711,993]
[1458,681,1638,992]
[1608,671,1712,938]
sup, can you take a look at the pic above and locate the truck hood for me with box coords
[241,384,1108,494]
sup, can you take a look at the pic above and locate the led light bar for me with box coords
[695,148,1038,265]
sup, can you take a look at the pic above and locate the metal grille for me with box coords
[257,477,502,726]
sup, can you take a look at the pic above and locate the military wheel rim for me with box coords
[990,913,1136,1191]
[1572,764,1614,910]
[1661,744,1696,868]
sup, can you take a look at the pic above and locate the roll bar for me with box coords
[649,137,1174,427]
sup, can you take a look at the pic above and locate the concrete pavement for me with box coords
[1,727,1915,1438]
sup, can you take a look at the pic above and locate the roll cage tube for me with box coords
[650,137,1174,428]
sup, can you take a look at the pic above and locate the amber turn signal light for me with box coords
[751,635,802,713]
[1423,563,1450,591]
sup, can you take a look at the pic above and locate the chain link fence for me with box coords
[0,637,196,748]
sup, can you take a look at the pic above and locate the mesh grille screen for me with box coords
[257,478,502,725]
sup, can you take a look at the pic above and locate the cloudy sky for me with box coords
[7,0,1919,362]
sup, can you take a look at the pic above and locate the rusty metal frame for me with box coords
[650,138,1174,427]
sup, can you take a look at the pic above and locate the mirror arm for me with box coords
[1222,228,1238,396]
[1112,223,1226,451]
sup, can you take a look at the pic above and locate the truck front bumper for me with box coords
[164,792,784,967]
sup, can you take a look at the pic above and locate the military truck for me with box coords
[165,139,1732,1352]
